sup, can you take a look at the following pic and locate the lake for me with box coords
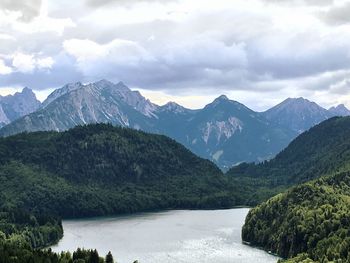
[51,208,278,263]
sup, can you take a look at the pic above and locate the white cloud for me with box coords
[11,52,54,73]
[63,39,109,60]
[12,52,35,73]
[0,33,15,40]
[63,38,155,78]
[0,59,12,74]
[36,56,54,69]
[13,15,75,35]
[0,0,75,36]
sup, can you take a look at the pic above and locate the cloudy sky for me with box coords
[1,0,350,110]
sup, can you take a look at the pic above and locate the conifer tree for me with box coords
[105,251,114,263]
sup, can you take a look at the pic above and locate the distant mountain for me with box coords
[0,87,41,127]
[328,104,350,117]
[263,97,331,134]
[176,95,295,169]
[0,80,157,135]
[1,80,348,169]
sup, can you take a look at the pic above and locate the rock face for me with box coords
[1,80,349,169]
[0,87,41,127]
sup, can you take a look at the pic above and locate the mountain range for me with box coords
[1,79,349,169]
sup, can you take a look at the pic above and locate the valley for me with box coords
[1,116,350,262]
[0,83,350,263]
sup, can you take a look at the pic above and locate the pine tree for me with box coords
[89,249,100,263]
[105,251,114,263]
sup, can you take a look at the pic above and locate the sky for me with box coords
[1,0,350,110]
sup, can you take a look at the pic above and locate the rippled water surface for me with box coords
[52,208,278,263]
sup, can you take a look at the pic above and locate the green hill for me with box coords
[242,171,350,262]
[238,116,350,262]
[0,123,237,218]
[227,116,350,204]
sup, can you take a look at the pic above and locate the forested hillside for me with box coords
[0,123,237,218]
[236,116,350,262]
[242,171,350,262]
[227,116,350,204]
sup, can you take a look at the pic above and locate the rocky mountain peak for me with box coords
[328,104,350,116]
[0,87,41,126]
[212,95,230,104]
[21,86,33,94]
[264,97,330,134]
[159,101,189,114]
[42,82,84,108]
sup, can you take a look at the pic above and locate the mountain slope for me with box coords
[0,123,236,218]
[227,116,350,203]
[0,87,41,127]
[263,97,331,134]
[42,81,84,108]
[178,95,295,169]
[242,171,350,262]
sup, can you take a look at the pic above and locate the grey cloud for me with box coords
[247,43,350,80]
[319,2,350,25]
[85,0,175,8]
[0,0,41,22]
[301,0,334,5]
[328,77,350,94]
[0,54,83,90]
[263,0,334,6]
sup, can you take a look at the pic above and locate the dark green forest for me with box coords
[227,116,350,205]
[0,123,240,218]
[242,171,350,262]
